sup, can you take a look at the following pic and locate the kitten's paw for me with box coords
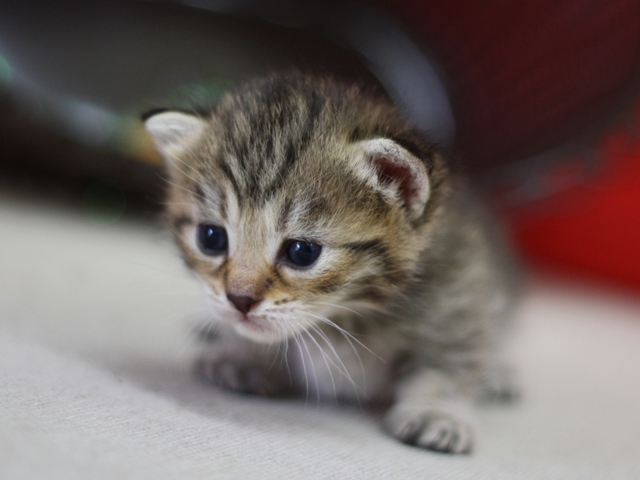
[196,356,290,397]
[384,406,475,454]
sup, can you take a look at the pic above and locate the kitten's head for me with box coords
[144,75,448,343]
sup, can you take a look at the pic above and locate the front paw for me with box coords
[196,356,290,397]
[384,406,475,454]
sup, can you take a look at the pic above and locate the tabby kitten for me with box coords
[144,74,519,454]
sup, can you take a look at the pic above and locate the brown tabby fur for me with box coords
[144,73,520,454]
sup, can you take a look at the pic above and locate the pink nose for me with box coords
[226,294,260,314]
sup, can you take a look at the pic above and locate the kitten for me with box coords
[143,73,520,454]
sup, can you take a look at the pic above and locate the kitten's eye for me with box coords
[197,224,228,255]
[285,240,322,268]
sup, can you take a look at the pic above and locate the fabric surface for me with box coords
[1,194,640,479]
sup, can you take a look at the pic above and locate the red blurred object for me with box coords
[507,104,640,291]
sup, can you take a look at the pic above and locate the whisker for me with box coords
[307,323,355,383]
[292,331,310,406]
[283,337,293,389]
[296,328,321,406]
[306,312,385,362]
[310,301,363,317]
[300,327,338,404]
[308,322,366,405]
[195,318,219,343]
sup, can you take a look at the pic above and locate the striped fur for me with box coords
[145,74,520,454]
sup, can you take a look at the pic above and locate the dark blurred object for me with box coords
[0,92,164,214]
[372,0,640,172]
[0,1,379,112]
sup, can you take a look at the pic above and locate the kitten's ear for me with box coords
[355,138,430,221]
[143,110,205,159]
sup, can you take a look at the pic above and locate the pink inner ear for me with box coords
[373,157,417,204]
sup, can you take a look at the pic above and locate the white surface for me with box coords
[1,195,640,479]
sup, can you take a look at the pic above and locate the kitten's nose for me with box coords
[226,293,261,314]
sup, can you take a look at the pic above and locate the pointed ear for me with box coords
[355,138,430,220]
[143,110,205,159]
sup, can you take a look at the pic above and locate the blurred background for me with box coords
[2,0,640,294]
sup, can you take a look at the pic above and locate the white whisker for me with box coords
[306,312,385,362]
[310,301,363,317]
[301,326,338,403]
[282,333,293,389]
[292,331,310,406]
[308,322,366,404]
[296,328,320,406]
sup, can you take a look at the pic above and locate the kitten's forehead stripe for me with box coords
[262,141,297,202]
[215,81,331,205]
[309,197,328,215]
[277,198,293,232]
[194,184,205,200]
[218,192,227,222]
[219,161,241,198]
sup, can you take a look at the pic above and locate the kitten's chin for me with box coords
[232,319,292,344]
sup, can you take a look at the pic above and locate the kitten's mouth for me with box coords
[237,314,265,331]
[232,311,295,344]
[233,312,278,340]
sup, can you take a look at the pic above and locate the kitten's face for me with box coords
[145,77,441,343]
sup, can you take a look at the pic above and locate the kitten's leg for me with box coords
[196,334,293,397]
[383,369,476,454]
